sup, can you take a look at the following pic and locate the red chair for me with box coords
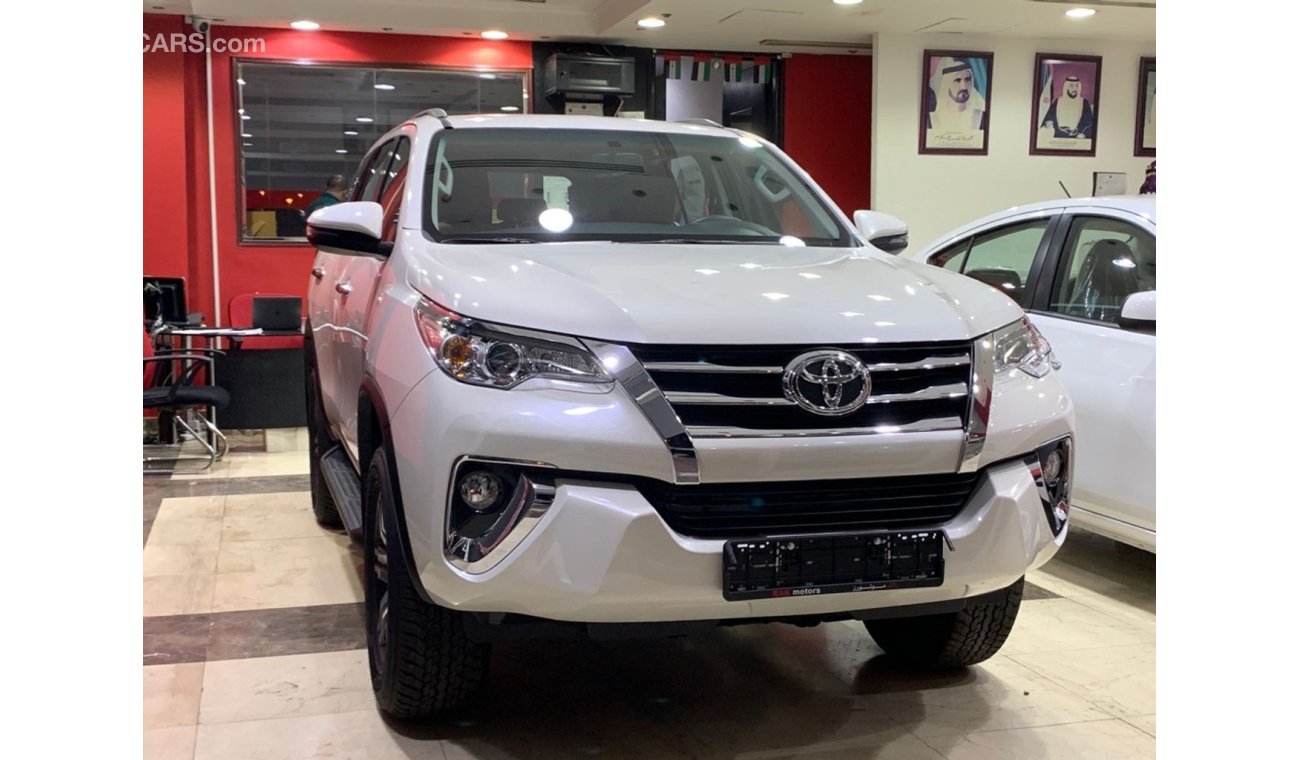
[228,292,305,350]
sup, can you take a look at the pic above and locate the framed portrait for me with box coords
[1135,57,1156,156]
[919,50,993,155]
[1030,53,1103,157]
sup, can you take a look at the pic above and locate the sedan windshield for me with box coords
[422,127,851,246]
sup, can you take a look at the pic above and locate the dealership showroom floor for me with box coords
[143,433,1155,760]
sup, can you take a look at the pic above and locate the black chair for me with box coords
[144,339,230,474]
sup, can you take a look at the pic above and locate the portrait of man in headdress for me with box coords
[1031,54,1103,156]
[920,51,993,154]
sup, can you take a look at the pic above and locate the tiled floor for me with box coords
[143,431,1156,759]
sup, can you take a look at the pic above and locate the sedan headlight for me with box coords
[415,299,611,389]
[991,317,1054,379]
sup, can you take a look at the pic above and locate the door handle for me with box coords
[335,281,354,295]
[311,266,326,280]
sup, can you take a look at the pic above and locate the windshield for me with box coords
[422,127,851,246]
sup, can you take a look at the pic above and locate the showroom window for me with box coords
[1049,216,1156,324]
[236,61,529,243]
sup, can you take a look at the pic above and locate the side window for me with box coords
[928,239,971,271]
[958,220,1050,304]
[356,140,398,203]
[377,137,410,243]
[1049,216,1156,324]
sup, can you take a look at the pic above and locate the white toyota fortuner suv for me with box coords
[304,112,1074,719]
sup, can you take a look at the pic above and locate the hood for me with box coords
[403,240,1022,345]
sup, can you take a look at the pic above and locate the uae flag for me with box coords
[723,56,773,84]
[664,54,718,81]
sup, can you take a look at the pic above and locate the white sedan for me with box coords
[904,196,1156,552]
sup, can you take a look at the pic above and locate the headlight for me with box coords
[415,299,611,389]
[991,317,1054,379]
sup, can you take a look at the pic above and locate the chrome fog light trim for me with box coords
[1024,436,1072,536]
[445,457,558,574]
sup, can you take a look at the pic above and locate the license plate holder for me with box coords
[722,531,945,602]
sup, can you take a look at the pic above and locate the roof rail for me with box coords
[414,108,454,129]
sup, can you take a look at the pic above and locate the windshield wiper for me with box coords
[437,237,539,244]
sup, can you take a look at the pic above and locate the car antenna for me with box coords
[429,108,454,129]
[1058,180,1072,198]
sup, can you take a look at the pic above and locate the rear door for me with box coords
[1026,211,1157,531]
[334,133,412,465]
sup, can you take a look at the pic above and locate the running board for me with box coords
[320,445,364,540]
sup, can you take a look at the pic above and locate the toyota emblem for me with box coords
[782,350,871,416]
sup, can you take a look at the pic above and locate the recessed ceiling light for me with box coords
[355,116,374,123]
[637,17,666,29]
[481,30,508,40]
[290,20,319,31]
[1065,7,1096,18]
[344,130,359,136]
[241,114,251,120]
[243,142,252,147]
[480,73,497,80]
[241,133,252,138]
[336,149,348,154]
[501,106,520,112]
[374,83,395,90]
[833,0,865,5]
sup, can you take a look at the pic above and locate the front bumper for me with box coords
[387,362,1072,624]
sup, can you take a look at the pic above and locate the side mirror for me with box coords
[306,201,391,256]
[852,210,909,254]
[1119,291,1156,333]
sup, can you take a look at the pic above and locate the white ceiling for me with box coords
[145,0,1155,53]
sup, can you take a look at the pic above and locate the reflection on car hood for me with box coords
[403,238,1023,345]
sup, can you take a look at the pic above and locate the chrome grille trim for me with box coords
[664,392,796,407]
[688,416,964,439]
[867,355,970,372]
[867,382,968,404]
[642,362,784,374]
[958,334,995,472]
[585,340,700,484]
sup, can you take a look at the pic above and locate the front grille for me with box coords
[627,341,973,437]
[636,471,983,539]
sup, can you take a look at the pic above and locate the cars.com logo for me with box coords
[143,33,266,54]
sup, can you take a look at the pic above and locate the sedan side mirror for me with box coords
[306,201,392,257]
[1119,291,1156,333]
[852,210,909,254]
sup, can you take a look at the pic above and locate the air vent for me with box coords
[759,39,872,52]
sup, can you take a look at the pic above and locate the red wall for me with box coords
[142,17,532,324]
[782,54,873,214]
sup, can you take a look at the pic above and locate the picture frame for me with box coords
[1135,57,1156,156]
[918,49,993,155]
[1030,53,1103,157]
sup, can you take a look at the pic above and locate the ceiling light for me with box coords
[355,116,374,123]
[289,20,320,31]
[834,0,865,5]
[1065,8,1096,18]
[241,114,251,120]
[481,30,508,40]
[374,83,395,91]
[501,106,520,112]
[480,73,497,80]
[637,17,666,29]
[344,130,359,136]
[243,142,252,147]
[336,149,348,154]
[236,78,246,86]
[241,133,252,138]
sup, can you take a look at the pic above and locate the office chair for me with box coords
[144,333,229,473]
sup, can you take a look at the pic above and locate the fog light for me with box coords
[1042,450,1062,485]
[459,471,503,513]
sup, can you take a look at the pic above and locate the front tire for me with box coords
[864,577,1024,669]
[364,446,490,719]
